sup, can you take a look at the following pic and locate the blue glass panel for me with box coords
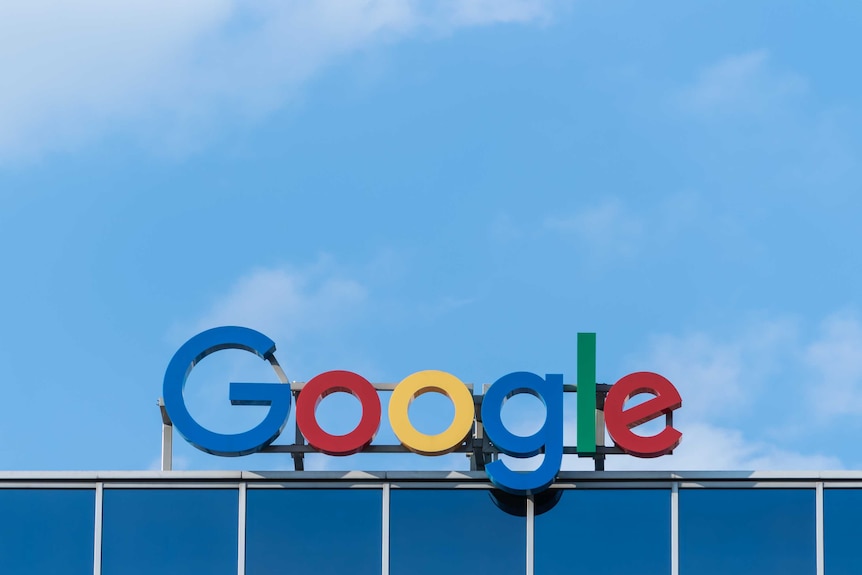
[101,489,237,575]
[679,489,815,575]
[246,488,382,575]
[0,489,95,575]
[825,488,862,574]
[390,489,526,575]
[535,489,670,575]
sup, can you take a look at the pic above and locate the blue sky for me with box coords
[1,0,861,473]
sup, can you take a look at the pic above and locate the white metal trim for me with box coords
[100,482,242,490]
[671,482,678,575]
[238,482,247,575]
[0,482,98,489]
[2,470,862,482]
[387,482,496,490]
[526,496,535,575]
[549,481,676,490]
[822,482,862,489]
[93,482,103,575]
[677,481,818,489]
[245,482,386,490]
[816,481,824,575]
[382,482,390,575]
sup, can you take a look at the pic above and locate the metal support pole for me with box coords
[470,393,485,471]
[158,398,172,471]
[594,388,606,471]
[291,389,305,471]
[266,355,305,471]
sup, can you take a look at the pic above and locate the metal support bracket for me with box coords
[158,397,173,472]
[157,377,621,471]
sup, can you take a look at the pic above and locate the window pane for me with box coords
[246,488,382,575]
[102,489,238,575]
[680,489,815,575]
[0,489,94,575]
[536,489,670,575]
[825,488,862,574]
[390,489,526,575]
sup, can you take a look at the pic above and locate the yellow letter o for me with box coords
[388,370,475,456]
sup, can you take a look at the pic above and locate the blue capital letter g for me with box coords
[162,326,292,456]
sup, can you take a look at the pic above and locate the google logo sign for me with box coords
[163,327,683,495]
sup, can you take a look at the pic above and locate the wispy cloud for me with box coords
[0,0,554,161]
[605,422,842,471]
[539,193,704,263]
[544,198,644,257]
[185,262,367,343]
[557,315,854,471]
[805,312,862,417]
[639,319,798,419]
[162,260,373,469]
[438,0,551,27]
[679,50,807,117]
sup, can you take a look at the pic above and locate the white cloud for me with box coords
[639,319,797,418]
[680,50,807,116]
[540,193,706,261]
[572,316,846,471]
[605,422,842,471]
[163,261,369,452]
[0,0,552,161]
[544,198,644,257]
[806,313,862,416]
[438,0,551,27]
[188,263,366,342]
[167,267,862,472]
[477,315,836,472]
[169,259,368,382]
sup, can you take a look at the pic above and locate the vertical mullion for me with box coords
[526,495,535,575]
[816,482,824,575]
[93,482,103,575]
[382,483,390,575]
[671,482,679,575]
[238,482,247,575]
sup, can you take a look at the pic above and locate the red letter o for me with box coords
[296,370,381,456]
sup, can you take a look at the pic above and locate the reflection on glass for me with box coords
[825,489,862,574]
[101,489,237,575]
[391,489,526,575]
[679,489,815,575]
[535,489,670,575]
[489,488,563,516]
[246,488,382,575]
[0,489,95,575]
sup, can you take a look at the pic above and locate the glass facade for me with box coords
[101,488,238,575]
[246,489,381,575]
[0,473,859,575]
[679,489,816,575]
[391,489,526,575]
[536,489,671,575]
[825,488,862,575]
[0,489,95,575]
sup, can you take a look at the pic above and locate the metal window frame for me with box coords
[2,471,859,575]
